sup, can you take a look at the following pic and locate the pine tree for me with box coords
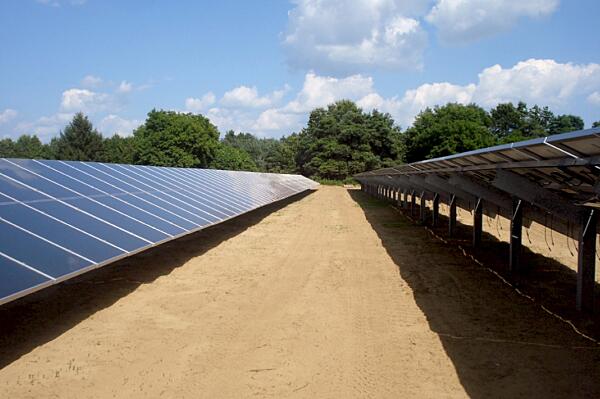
[53,112,105,161]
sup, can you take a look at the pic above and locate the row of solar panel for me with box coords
[0,158,318,305]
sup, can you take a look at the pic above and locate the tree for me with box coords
[210,143,258,171]
[490,102,527,141]
[133,110,220,167]
[264,134,299,173]
[0,138,16,158]
[549,114,584,134]
[13,135,50,158]
[52,112,105,161]
[296,100,402,180]
[593,121,600,129]
[490,102,585,143]
[102,134,136,164]
[403,103,494,162]
[222,131,274,170]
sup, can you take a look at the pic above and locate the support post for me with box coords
[420,190,427,224]
[403,189,409,209]
[449,194,457,237]
[432,193,440,227]
[577,209,597,312]
[473,198,483,247]
[509,199,523,273]
[410,190,416,216]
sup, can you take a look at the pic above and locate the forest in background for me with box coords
[1,100,598,183]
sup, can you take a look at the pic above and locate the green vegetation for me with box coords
[0,100,594,182]
[403,103,494,163]
[133,110,219,168]
[296,100,402,180]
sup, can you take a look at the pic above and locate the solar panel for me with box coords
[355,127,600,312]
[0,159,318,305]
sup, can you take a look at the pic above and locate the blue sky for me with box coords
[1,0,599,141]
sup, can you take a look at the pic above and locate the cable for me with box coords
[524,217,533,244]
[566,221,575,257]
[544,213,552,252]
[389,203,600,347]
[550,214,555,246]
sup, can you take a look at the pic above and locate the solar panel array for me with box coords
[0,159,318,305]
[356,127,600,206]
[355,127,600,312]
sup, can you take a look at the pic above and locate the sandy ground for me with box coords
[1,186,599,398]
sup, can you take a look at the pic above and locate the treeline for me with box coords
[1,102,598,182]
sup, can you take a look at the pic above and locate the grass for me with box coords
[314,177,358,186]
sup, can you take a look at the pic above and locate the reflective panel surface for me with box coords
[0,159,318,305]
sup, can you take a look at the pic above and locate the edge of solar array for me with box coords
[0,181,318,307]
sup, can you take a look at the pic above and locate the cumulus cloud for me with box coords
[359,82,477,126]
[252,109,302,132]
[284,0,429,74]
[220,85,288,108]
[60,88,114,113]
[15,113,74,141]
[0,109,18,124]
[204,107,259,134]
[203,58,600,136]
[426,0,559,43]
[285,73,374,113]
[472,59,600,107]
[185,92,216,113]
[98,115,141,137]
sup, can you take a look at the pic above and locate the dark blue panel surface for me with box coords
[31,201,144,252]
[0,196,123,263]
[0,158,318,305]
[0,256,51,300]
[119,165,239,217]
[0,221,92,278]
[161,171,249,212]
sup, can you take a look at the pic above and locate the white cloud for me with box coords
[285,72,374,113]
[220,85,287,108]
[426,0,559,43]
[185,92,216,113]
[205,58,600,136]
[252,109,302,132]
[60,88,114,113]
[117,81,133,94]
[588,92,600,106]
[284,0,429,74]
[205,107,258,134]
[15,113,74,141]
[0,109,18,124]
[81,75,103,88]
[98,115,141,137]
[361,82,477,126]
[472,59,600,107]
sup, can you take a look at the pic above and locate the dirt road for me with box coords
[1,186,599,398]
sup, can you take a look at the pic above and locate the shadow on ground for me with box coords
[0,191,313,369]
[349,189,600,398]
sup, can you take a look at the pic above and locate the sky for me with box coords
[1,0,599,141]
